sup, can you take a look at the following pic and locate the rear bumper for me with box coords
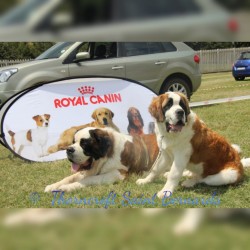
[232,68,250,77]
[191,73,202,93]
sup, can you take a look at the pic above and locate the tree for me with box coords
[0,42,54,59]
[186,42,250,51]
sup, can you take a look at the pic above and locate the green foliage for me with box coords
[0,42,54,60]
[186,42,250,51]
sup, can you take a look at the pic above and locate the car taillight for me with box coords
[194,54,200,64]
[228,18,238,32]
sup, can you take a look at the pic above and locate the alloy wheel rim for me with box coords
[168,83,187,96]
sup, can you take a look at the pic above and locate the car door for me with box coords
[122,42,171,90]
[68,42,126,78]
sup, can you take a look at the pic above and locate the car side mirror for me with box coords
[74,52,90,62]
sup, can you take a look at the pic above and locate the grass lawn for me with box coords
[1,210,250,250]
[0,72,250,208]
[191,72,250,102]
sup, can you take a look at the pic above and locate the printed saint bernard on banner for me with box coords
[0,77,157,162]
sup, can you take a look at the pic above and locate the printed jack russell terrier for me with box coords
[8,114,51,157]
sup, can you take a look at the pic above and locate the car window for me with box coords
[124,43,149,57]
[123,42,176,57]
[76,42,90,53]
[162,42,177,52]
[239,52,250,60]
[148,43,166,54]
[114,0,201,21]
[93,42,117,59]
[36,42,74,60]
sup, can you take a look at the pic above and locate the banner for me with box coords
[0,77,157,162]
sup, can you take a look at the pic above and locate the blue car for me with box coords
[232,51,250,81]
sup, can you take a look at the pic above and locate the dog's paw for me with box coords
[58,184,73,192]
[157,190,166,199]
[58,183,83,192]
[182,170,194,177]
[136,178,150,185]
[44,184,60,193]
[157,187,174,199]
[181,179,198,188]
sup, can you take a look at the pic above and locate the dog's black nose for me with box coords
[103,118,108,125]
[176,109,184,117]
[67,147,75,155]
[45,122,48,126]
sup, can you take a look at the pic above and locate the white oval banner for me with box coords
[1,77,157,162]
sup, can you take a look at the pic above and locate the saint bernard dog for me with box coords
[45,127,158,192]
[136,92,250,198]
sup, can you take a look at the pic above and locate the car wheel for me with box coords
[234,76,245,81]
[161,77,191,99]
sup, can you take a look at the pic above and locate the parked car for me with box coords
[0,0,237,41]
[232,51,250,81]
[0,42,201,106]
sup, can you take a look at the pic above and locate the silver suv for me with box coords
[0,42,201,105]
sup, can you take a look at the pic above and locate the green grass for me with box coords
[0,72,250,208]
[191,72,250,102]
[1,210,250,250]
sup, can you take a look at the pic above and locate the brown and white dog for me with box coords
[47,107,120,154]
[45,127,159,192]
[8,114,51,157]
[127,107,144,136]
[137,92,250,198]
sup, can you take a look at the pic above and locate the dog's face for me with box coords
[92,108,114,126]
[66,128,114,172]
[128,107,144,128]
[32,114,50,127]
[149,92,190,133]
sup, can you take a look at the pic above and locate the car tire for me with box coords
[234,76,245,81]
[161,77,191,99]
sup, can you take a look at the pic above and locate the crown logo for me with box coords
[78,86,95,95]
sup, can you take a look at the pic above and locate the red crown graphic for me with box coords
[78,86,95,95]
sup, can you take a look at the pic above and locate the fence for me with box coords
[0,47,250,73]
[0,59,32,68]
[197,47,250,73]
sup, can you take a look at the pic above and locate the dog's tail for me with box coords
[241,158,250,168]
[232,144,250,168]
[232,144,242,154]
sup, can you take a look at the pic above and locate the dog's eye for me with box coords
[163,98,173,112]
[40,119,43,122]
[80,139,87,148]
[98,113,101,116]
[105,112,108,115]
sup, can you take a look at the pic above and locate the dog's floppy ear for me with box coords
[32,115,40,121]
[44,114,51,120]
[89,129,111,146]
[91,110,97,120]
[109,110,114,118]
[148,94,167,122]
[178,93,191,116]
[89,129,102,142]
